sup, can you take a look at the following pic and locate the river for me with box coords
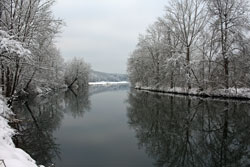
[11,84,250,167]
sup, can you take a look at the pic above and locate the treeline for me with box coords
[128,0,250,91]
[0,0,90,98]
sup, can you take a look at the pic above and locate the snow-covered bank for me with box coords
[89,81,129,85]
[0,96,42,167]
[135,85,250,100]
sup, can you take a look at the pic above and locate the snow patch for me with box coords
[0,96,41,167]
[89,81,129,85]
[135,84,250,100]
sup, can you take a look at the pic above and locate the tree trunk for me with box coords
[224,57,229,89]
[156,60,160,88]
[170,71,174,89]
[24,69,36,91]
[221,12,229,89]
[68,78,78,88]
[11,60,20,96]
[5,67,11,97]
[6,67,11,97]
[202,48,205,90]
[186,46,191,89]
[1,60,4,93]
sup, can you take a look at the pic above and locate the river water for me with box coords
[12,85,250,167]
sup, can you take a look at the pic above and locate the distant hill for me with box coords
[89,71,128,82]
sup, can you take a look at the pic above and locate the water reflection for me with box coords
[89,83,129,95]
[65,88,90,118]
[127,90,250,167]
[11,94,63,166]
[11,87,90,167]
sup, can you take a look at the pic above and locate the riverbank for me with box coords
[89,81,129,85]
[0,96,43,167]
[135,85,250,100]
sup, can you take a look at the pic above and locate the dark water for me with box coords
[12,85,250,167]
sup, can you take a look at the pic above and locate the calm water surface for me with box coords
[12,85,250,167]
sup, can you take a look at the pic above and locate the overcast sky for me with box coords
[53,0,167,74]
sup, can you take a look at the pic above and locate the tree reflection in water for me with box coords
[127,90,250,167]
[65,87,90,118]
[11,87,90,167]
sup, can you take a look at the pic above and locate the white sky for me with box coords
[53,0,167,74]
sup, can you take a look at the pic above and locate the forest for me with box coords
[0,0,90,100]
[128,0,250,97]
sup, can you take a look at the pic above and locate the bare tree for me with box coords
[165,0,208,89]
[207,0,250,89]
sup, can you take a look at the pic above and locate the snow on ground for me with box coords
[0,96,43,167]
[135,84,250,99]
[89,81,129,85]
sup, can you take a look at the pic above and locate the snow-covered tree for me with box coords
[0,0,67,98]
[128,0,250,94]
[165,0,208,89]
[0,30,31,96]
[65,57,90,89]
[207,0,250,89]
